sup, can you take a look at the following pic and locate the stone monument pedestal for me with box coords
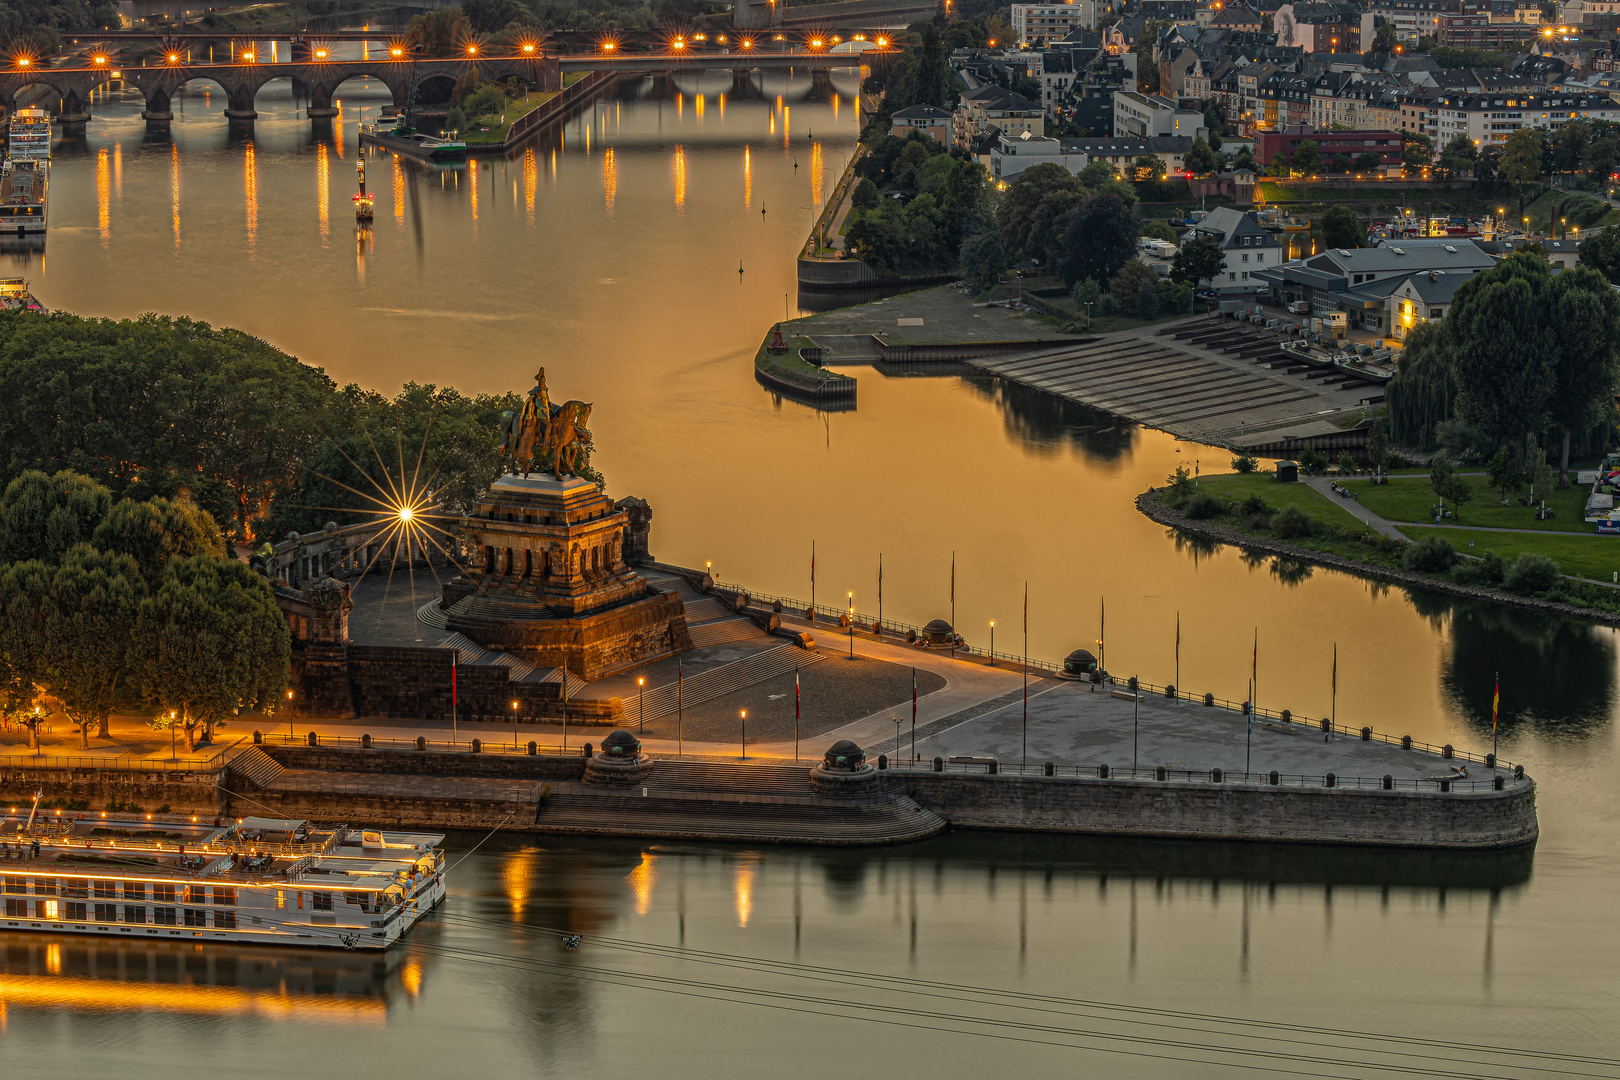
[442,474,693,680]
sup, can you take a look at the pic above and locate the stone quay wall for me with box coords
[303,644,624,726]
[897,772,1539,850]
[230,786,533,832]
[0,767,225,817]
[261,746,589,780]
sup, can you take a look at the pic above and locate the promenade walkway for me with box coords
[1302,476,1407,539]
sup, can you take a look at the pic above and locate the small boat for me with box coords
[359,118,466,162]
[1334,353,1395,381]
[0,277,44,312]
[1280,216,1312,233]
[1280,339,1338,367]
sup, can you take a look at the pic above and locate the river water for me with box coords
[1,71,1618,1076]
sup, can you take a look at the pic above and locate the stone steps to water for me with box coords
[644,571,704,601]
[688,617,767,648]
[535,789,945,845]
[682,596,732,623]
[230,746,287,789]
[647,759,815,796]
[416,601,449,629]
[437,632,488,664]
[636,644,824,720]
[447,595,558,620]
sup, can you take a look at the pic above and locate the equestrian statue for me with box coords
[498,368,594,479]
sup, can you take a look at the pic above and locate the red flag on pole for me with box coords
[451,662,457,708]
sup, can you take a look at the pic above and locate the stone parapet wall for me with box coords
[899,772,1539,850]
[260,746,588,781]
[0,769,224,816]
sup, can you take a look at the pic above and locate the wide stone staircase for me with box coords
[229,746,287,788]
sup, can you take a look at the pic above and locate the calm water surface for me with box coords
[1,73,1618,1075]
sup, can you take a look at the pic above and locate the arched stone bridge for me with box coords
[0,57,560,123]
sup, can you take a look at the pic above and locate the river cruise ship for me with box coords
[0,812,445,950]
[8,106,50,162]
[0,158,46,233]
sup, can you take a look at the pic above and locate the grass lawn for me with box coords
[1343,475,1594,532]
[755,332,852,391]
[1197,473,1372,531]
[459,91,559,145]
[1405,527,1620,582]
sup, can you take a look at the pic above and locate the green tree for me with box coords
[1385,321,1456,450]
[0,560,51,746]
[1170,234,1225,288]
[1322,205,1361,249]
[1486,445,1523,503]
[1545,267,1620,485]
[851,177,881,210]
[462,84,507,121]
[994,162,1087,265]
[135,556,289,751]
[1290,140,1321,174]
[1354,151,1381,173]
[1110,259,1160,315]
[1269,152,1291,177]
[1367,419,1389,476]
[45,546,144,746]
[1141,220,1177,243]
[1500,128,1544,217]
[1436,133,1477,179]
[1372,21,1399,52]
[0,470,113,565]
[959,229,1008,291]
[1136,279,1162,320]
[1446,253,1559,458]
[1132,154,1165,181]
[1579,224,1620,284]
[92,496,224,588]
[1401,132,1434,176]
[405,5,472,57]
[1183,135,1217,176]
[912,22,952,108]
[1232,145,1255,171]
[1060,193,1140,287]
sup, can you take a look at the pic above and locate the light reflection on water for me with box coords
[6,70,1620,1072]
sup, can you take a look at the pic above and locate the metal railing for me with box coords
[719,581,1515,771]
[876,758,1515,793]
[252,731,591,758]
[0,748,237,772]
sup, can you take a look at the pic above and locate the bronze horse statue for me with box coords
[547,401,593,477]
[498,397,592,478]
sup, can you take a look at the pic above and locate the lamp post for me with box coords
[286,689,294,743]
[989,620,995,665]
[638,676,645,733]
[740,709,747,760]
[893,715,901,763]
[847,591,855,659]
[512,699,519,749]
[170,710,178,762]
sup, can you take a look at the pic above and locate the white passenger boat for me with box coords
[0,811,445,950]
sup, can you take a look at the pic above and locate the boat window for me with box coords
[122,882,146,901]
[153,907,177,926]
[213,887,237,906]
[123,906,147,924]
[154,884,176,903]
[93,881,116,899]
[183,907,207,927]
[33,878,58,896]
[312,891,334,911]
[2,876,22,894]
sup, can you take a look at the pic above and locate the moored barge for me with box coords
[0,811,445,950]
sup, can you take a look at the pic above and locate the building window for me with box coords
[154,884,175,904]
[33,879,58,896]
[3,876,22,895]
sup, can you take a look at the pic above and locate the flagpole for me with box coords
[1252,627,1259,718]
[1022,581,1028,773]
[911,666,917,763]
[451,661,458,747]
[794,664,800,762]
[878,552,883,636]
[810,540,816,625]
[1100,596,1106,675]
[1175,611,1180,700]
[678,657,685,757]
[950,550,956,659]
[1493,669,1499,761]
[1331,642,1337,733]
[1246,676,1253,776]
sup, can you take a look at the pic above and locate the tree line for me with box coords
[0,311,521,547]
[1386,252,1620,482]
[0,469,288,751]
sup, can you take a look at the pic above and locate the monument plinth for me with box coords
[442,474,692,679]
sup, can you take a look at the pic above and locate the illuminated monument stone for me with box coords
[439,369,692,679]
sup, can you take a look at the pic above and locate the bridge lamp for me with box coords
[832,35,841,43]
[315,48,328,60]
[875,36,888,47]
[391,46,404,58]
[672,38,685,50]
[467,44,478,55]
[92,55,107,65]
[740,38,754,50]
[522,42,536,53]
[14,57,29,68]
[242,51,255,62]
[398,505,414,523]
[602,41,617,52]
[809,38,823,49]
[167,53,180,64]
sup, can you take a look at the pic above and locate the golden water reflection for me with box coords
[243,140,258,253]
[603,146,616,219]
[673,145,686,212]
[627,850,656,915]
[316,141,330,243]
[811,141,823,207]
[170,142,180,249]
[95,148,109,248]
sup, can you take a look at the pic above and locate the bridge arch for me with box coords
[322,72,396,115]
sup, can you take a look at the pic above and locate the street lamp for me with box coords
[512,699,519,748]
[847,592,855,659]
[637,676,645,732]
[893,715,901,762]
[740,709,747,760]
[286,689,294,742]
